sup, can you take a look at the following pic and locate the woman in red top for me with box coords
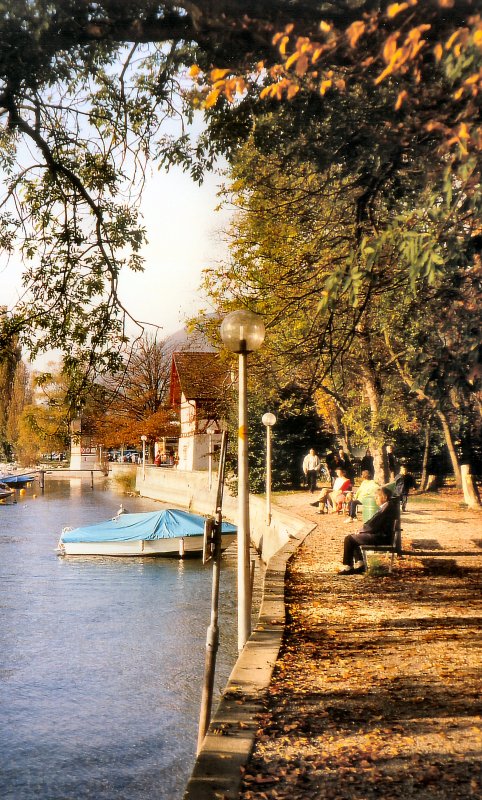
[311,468,352,514]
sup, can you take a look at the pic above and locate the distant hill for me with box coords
[164,321,218,354]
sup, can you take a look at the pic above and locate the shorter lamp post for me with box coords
[141,435,147,480]
[220,308,265,651]
[262,412,276,525]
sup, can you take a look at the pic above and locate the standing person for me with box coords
[387,445,398,480]
[302,448,321,493]
[360,448,374,478]
[395,465,416,511]
[334,447,354,481]
[326,450,336,483]
[344,470,379,523]
[338,487,396,574]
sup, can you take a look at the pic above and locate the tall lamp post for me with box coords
[141,434,147,481]
[220,309,265,651]
[262,412,277,525]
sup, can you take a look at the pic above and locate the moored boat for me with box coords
[0,481,15,500]
[57,508,237,558]
[0,473,36,486]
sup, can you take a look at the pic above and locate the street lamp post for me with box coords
[141,435,147,481]
[262,412,277,525]
[220,309,265,651]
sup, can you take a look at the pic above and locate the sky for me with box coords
[119,162,231,338]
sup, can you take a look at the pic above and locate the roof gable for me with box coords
[170,352,229,406]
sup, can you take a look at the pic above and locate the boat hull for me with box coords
[58,532,237,558]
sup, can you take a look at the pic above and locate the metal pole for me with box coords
[208,433,212,491]
[142,439,146,481]
[197,431,228,753]
[266,424,272,525]
[237,350,251,651]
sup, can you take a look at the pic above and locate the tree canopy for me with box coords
[0,0,480,484]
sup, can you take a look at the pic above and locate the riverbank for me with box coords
[187,490,482,800]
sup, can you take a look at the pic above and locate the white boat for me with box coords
[57,508,237,558]
[0,481,15,500]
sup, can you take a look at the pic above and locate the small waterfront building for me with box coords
[169,352,229,472]
[69,417,99,470]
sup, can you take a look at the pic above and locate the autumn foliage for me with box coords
[191,0,482,159]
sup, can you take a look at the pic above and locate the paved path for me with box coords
[238,491,482,800]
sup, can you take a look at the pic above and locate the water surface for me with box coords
[0,478,241,799]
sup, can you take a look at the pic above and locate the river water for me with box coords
[0,477,244,800]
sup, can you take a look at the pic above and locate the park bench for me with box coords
[359,501,402,574]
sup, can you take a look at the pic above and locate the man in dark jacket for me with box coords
[339,486,396,574]
[395,466,416,511]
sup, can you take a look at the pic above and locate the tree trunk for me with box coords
[461,464,481,509]
[362,371,389,485]
[419,418,432,492]
[369,441,389,486]
[437,410,462,488]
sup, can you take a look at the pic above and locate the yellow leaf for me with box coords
[279,35,290,55]
[224,79,238,104]
[406,24,431,42]
[445,30,460,50]
[395,89,408,109]
[295,53,309,77]
[453,87,464,100]
[438,0,454,7]
[474,29,482,46]
[312,46,325,63]
[465,72,481,85]
[287,83,300,99]
[433,43,443,62]
[383,33,400,63]
[204,88,221,108]
[210,68,230,81]
[387,3,410,18]
[346,20,365,48]
[459,122,470,139]
[285,51,300,70]
[235,78,247,94]
[319,21,331,33]
[188,64,201,78]
[320,78,332,95]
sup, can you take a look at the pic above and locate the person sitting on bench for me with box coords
[343,469,379,523]
[311,468,352,514]
[338,486,395,574]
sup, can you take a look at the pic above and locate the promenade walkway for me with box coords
[239,491,482,800]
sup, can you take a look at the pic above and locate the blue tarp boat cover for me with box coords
[61,509,236,543]
[0,473,35,485]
